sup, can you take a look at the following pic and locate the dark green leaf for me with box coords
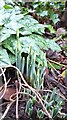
[0,47,11,67]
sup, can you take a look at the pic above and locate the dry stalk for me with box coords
[0,102,13,120]
[11,65,52,119]
[47,59,60,74]
[0,68,7,99]
[47,58,67,67]
[0,68,6,77]
[15,81,19,119]
[0,65,52,119]
[0,78,11,91]
[0,102,10,107]
[9,91,39,104]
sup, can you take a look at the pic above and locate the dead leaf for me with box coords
[0,87,16,101]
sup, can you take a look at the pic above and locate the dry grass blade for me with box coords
[0,102,13,120]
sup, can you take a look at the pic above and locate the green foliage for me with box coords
[26,97,45,119]
[0,0,62,67]
[49,10,59,24]
[48,62,62,70]
[19,15,45,35]
[37,109,44,119]
[43,88,63,119]
[21,47,47,89]
[19,34,61,53]
[0,0,62,90]
[32,1,64,24]
[44,24,56,33]
[0,47,11,66]
[25,97,36,117]
[30,34,61,51]
[26,88,63,119]
[0,1,66,119]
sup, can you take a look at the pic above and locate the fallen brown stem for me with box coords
[1,65,52,119]
[15,81,19,119]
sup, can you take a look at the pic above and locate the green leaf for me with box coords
[46,101,54,110]
[5,21,24,31]
[0,47,11,67]
[49,10,59,24]
[39,10,48,17]
[44,24,56,33]
[3,35,16,54]
[19,28,32,35]
[0,33,10,43]
[19,36,40,54]
[30,34,61,52]
[45,39,61,52]
[4,5,13,9]
[32,96,36,105]
[52,106,60,118]
[48,62,62,70]
[2,27,16,35]
[0,9,11,25]
[19,15,44,35]
[50,87,56,101]
[37,109,44,119]
[25,98,33,116]
[8,53,16,64]
[10,14,24,22]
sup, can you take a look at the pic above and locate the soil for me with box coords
[1,97,48,120]
[2,100,30,120]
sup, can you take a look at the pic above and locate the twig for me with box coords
[10,91,39,104]
[47,58,67,67]
[15,81,19,119]
[0,102,13,120]
[47,59,60,74]
[0,102,10,107]
[0,68,6,76]
[12,65,52,119]
[1,65,52,119]
[0,68,7,99]
[0,78,11,91]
